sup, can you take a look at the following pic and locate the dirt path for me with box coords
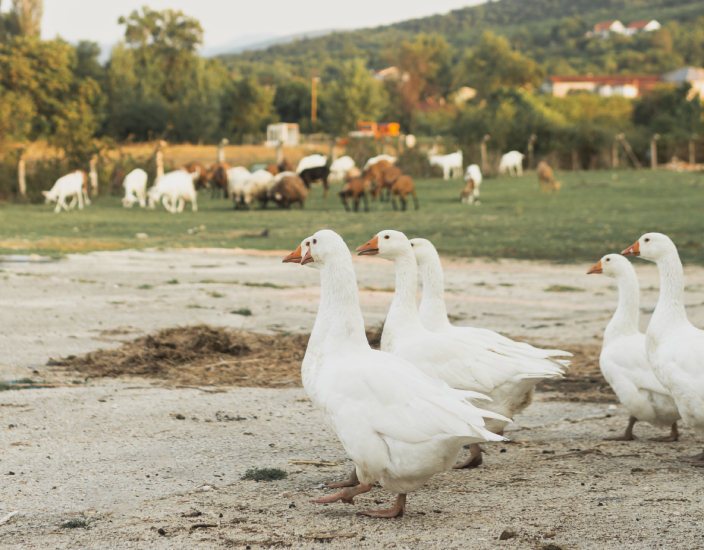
[2,250,704,549]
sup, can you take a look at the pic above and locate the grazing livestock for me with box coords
[429,150,463,180]
[299,165,331,198]
[227,166,251,208]
[180,162,209,189]
[372,166,402,200]
[265,164,279,175]
[362,155,397,172]
[278,158,294,173]
[329,155,356,184]
[362,159,393,192]
[241,169,276,209]
[296,154,327,174]
[122,168,148,208]
[208,162,230,199]
[460,164,482,205]
[148,169,199,213]
[537,161,560,194]
[268,172,307,209]
[499,151,524,177]
[390,175,419,211]
[339,175,370,212]
[43,171,90,213]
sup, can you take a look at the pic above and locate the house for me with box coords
[373,67,409,83]
[593,21,626,38]
[662,67,704,99]
[624,20,661,36]
[266,123,299,147]
[546,75,661,98]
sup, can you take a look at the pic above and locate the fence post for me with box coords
[17,148,26,197]
[572,150,579,171]
[650,134,660,170]
[480,134,490,174]
[217,138,229,163]
[156,150,164,179]
[527,134,537,170]
[89,154,98,196]
[690,135,697,165]
[612,140,619,169]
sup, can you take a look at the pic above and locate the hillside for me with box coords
[219,0,704,83]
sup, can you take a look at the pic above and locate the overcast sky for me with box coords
[37,0,482,49]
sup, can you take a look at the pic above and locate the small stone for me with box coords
[7,472,15,476]
[158,528,166,536]
[8,424,18,429]
[289,503,296,508]
[499,530,516,540]
[500,448,507,453]
[279,491,292,498]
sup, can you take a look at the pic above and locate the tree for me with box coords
[221,77,275,141]
[118,7,202,53]
[324,59,388,135]
[274,80,311,127]
[10,0,42,38]
[455,32,545,98]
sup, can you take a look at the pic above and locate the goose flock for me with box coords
[282,229,704,519]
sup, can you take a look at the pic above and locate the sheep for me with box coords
[390,175,419,211]
[429,150,463,180]
[227,166,251,208]
[339,174,370,213]
[362,155,397,172]
[328,155,356,184]
[241,169,276,209]
[371,166,402,200]
[278,158,294,172]
[460,164,483,205]
[181,162,209,189]
[537,161,561,194]
[299,165,331,198]
[498,151,524,177]
[122,168,148,208]
[207,162,230,199]
[268,172,307,209]
[147,169,199,213]
[42,171,89,213]
[296,154,327,174]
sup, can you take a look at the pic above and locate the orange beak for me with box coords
[356,235,379,256]
[301,249,314,265]
[587,260,603,275]
[622,240,640,257]
[282,245,302,264]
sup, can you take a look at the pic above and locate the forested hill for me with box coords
[219,0,704,83]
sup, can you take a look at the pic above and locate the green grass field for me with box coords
[1,169,703,264]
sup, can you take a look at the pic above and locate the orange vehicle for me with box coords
[350,121,400,140]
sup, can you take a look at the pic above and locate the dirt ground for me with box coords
[2,249,704,549]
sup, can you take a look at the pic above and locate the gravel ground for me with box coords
[1,249,704,549]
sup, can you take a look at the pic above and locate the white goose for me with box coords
[587,254,680,441]
[299,229,506,517]
[623,233,704,466]
[357,230,569,468]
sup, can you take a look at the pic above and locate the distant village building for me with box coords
[454,87,477,104]
[266,123,299,147]
[545,75,661,98]
[624,20,661,36]
[662,67,704,99]
[593,20,626,38]
[373,67,409,82]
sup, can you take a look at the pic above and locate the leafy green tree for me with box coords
[455,32,545,98]
[632,83,703,139]
[11,0,42,37]
[324,59,388,135]
[274,80,312,127]
[119,7,202,53]
[221,77,276,141]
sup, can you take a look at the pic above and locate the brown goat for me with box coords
[269,175,307,209]
[265,163,280,176]
[207,162,230,198]
[278,158,293,173]
[339,174,370,212]
[537,161,560,194]
[363,159,393,190]
[372,166,402,200]
[390,175,419,211]
[459,179,477,204]
[181,162,209,190]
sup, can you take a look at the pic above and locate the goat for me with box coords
[498,151,524,177]
[208,162,230,199]
[227,166,251,209]
[181,162,209,189]
[537,161,561,194]
[122,168,148,208]
[429,150,463,180]
[329,155,356,184]
[296,154,327,174]
[339,174,370,213]
[362,159,393,198]
[371,166,402,201]
[278,158,293,172]
[268,172,307,209]
[390,175,419,211]
[299,165,331,198]
[148,169,199,213]
[241,169,276,209]
[42,171,89,213]
[265,163,279,176]
[362,155,397,172]
[460,164,483,205]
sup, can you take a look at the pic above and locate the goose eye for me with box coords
[606,258,610,262]
[645,238,650,242]
[305,241,309,246]
[313,239,317,244]
[384,235,390,239]
[410,243,414,247]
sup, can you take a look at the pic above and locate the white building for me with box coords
[593,21,626,38]
[624,20,661,36]
[662,67,704,99]
[266,123,299,147]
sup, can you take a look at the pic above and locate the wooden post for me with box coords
[311,77,320,124]
[18,149,26,197]
[330,139,337,162]
[690,135,697,165]
[650,134,660,170]
[572,150,579,171]
[89,155,98,196]
[276,141,284,164]
[617,134,642,170]
[156,150,164,179]
[527,134,537,170]
[612,140,619,169]
[217,138,229,163]
[480,134,490,174]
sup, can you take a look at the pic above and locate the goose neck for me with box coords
[653,253,688,326]
[604,271,640,343]
[418,258,452,331]
[387,252,424,332]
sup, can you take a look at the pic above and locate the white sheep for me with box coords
[242,169,276,207]
[429,150,463,180]
[362,155,397,172]
[461,164,483,205]
[328,156,356,184]
[499,151,525,176]
[147,169,199,213]
[296,154,327,174]
[42,171,90,213]
[227,166,251,205]
[121,168,148,208]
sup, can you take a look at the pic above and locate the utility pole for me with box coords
[89,154,98,196]
[480,134,490,174]
[311,77,320,125]
[217,138,229,164]
[650,134,660,170]
[18,148,26,197]
[527,134,537,170]
[612,139,619,169]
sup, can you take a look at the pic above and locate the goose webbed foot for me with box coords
[649,422,679,442]
[603,416,637,441]
[311,483,372,505]
[453,444,485,469]
[324,469,359,489]
[357,494,406,518]
[680,449,704,464]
